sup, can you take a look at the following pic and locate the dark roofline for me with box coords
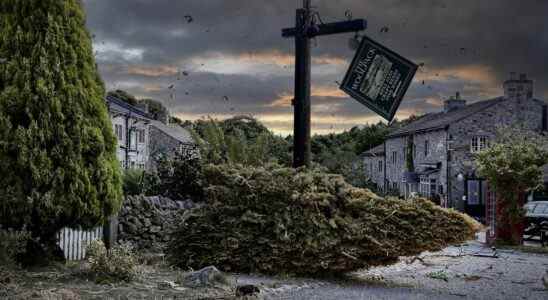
[106,95,150,119]
[387,97,505,138]
[360,144,385,157]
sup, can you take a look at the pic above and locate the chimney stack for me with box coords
[504,72,533,100]
[444,92,466,113]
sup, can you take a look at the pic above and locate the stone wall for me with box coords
[363,153,385,191]
[118,195,197,252]
[447,97,546,210]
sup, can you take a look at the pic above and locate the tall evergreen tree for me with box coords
[0,0,122,258]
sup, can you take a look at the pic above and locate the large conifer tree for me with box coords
[0,0,122,254]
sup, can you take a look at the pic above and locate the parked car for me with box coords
[524,201,548,246]
[525,201,548,224]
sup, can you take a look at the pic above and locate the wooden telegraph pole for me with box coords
[283,1,366,168]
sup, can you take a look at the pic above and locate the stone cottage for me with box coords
[107,95,150,170]
[148,119,197,171]
[106,95,195,171]
[363,73,547,222]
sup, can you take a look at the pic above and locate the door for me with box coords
[465,179,486,224]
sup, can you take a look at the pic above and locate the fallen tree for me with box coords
[168,164,479,276]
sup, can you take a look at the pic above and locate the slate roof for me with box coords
[361,144,385,157]
[388,97,506,137]
[106,95,150,119]
[149,119,194,144]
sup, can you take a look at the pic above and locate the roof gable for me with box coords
[388,97,506,137]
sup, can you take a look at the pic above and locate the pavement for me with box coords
[235,233,548,300]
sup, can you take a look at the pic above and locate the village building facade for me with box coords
[106,95,195,171]
[363,73,547,222]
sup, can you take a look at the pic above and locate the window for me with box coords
[378,161,383,172]
[392,151,397,164]
[471,136,489,153]
[138,129,146,144]
[129,130,137,150]
[424,140,429,157]
[420,177,437,198]
[115,124,124,141]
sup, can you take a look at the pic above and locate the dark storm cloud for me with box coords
[82,0,548,134]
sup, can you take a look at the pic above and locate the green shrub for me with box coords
[0,228,30,267]
[123,169,145,196]
[167,164,480,276]
[0,0,123,260]
[85,240,138,283]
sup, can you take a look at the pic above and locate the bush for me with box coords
[145,150,204,200]
[0,228,30,267]
[167,164,480,276]
[85,240,138,283]
[123,169,145,196]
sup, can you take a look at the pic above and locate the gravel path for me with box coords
[2,240,547,299]
[235,241,548,300]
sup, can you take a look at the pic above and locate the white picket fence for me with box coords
[57,227,103,261]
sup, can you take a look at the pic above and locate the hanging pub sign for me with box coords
[340,35,418,121]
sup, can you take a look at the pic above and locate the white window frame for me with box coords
[137,129,146,144]
[471,136,488,153]
[115,124,124,142]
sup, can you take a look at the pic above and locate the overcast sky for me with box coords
[83,0,548,135]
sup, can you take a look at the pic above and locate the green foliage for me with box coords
[168,164,479,276]
[85,240,138,283]
[192,117,286,166]
[0,228,30,267]
[476,128,548,243]
[0,0,123,248]
[107,90,139,106]
[406,135,415,172]
[140,98,168,121]
[123,169,144,196]
[144,150,204,200]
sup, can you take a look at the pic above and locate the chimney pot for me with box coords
[456,92,460,99]
[520,73,527,81]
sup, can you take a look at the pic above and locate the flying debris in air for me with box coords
[422,80,425,85]
[344,10,352,20]
[223,96,229,102]
[168,84,175,89]
[184,15,194,23]
[182,71,189,76]
[379,26,389,33]
[418,62,425,67]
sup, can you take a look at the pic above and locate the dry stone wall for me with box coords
[118,195,197,252]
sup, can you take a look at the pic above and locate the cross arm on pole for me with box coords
[282,19,367,38]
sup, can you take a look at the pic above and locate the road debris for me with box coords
[184,15,193,23]
[427,270,449,282]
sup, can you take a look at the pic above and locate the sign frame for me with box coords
[340,35,418,121]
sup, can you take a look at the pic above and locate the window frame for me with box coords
[137,129,146,144]
[115,124,124,142]
[471,136,489,153]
